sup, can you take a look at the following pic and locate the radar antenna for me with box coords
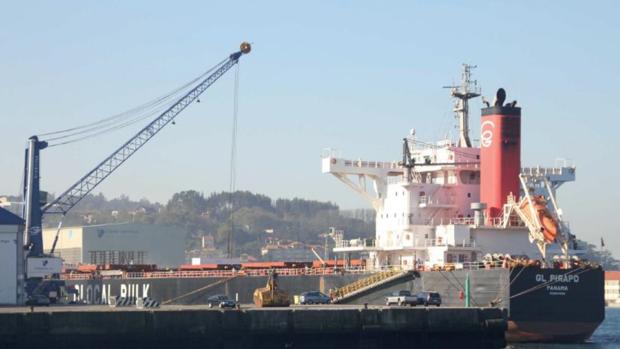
[443,64,481,148]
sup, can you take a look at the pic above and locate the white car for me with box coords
[385,290,418,306]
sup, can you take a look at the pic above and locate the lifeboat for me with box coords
[519,195,559,243]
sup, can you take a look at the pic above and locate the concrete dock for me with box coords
[0,305,506,349]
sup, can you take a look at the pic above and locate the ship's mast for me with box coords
[444,64,481,148]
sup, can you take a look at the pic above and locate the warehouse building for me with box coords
[42,222,185,268]
[605,271,620,307]
[0,207,23,305]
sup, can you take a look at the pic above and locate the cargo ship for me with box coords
[57,65,604,343]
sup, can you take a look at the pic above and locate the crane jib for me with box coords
[20,42,250,294]
[41,48,247,216]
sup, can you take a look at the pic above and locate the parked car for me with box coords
[385,290,418,306]
[25,294,51,306]
[207,294,237,308]
[299,291,331,305]
[416,291,442,306]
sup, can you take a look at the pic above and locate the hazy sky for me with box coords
[1,1,619,257]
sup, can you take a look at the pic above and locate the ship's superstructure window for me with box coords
[460,170,480,184]
[448,171,457,184]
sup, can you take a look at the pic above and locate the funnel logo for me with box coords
[481,120,495,148]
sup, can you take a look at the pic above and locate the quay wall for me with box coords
[0,306,506,349]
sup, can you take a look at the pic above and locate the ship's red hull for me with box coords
[507,320,600,342]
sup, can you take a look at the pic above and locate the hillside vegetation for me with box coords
[41,190,375,257]
[6,190,615,268]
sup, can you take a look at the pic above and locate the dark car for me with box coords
[206,294,237,308]
[416,291,442,306]
[25,294,51,306]
[299,291,331,305]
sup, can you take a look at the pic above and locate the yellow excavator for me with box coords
[253,270,290,307]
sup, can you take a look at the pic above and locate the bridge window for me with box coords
[460,171,480,184]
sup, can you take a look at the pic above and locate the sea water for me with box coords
[508,308,620,349]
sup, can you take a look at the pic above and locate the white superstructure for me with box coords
[323,66,577,270]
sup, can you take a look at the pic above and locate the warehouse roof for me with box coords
[606,271,620,281]
[0,207,23,225]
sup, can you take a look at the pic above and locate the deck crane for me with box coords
[20,42,251,296]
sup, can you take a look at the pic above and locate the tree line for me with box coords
[40,190,375,257]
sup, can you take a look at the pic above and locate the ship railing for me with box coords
[340,159,400,170]
[446,217,476,225]
[430,217,477,226]
[61,267,374,280]
[487,215,525,228]
[335,238,375,249]
[418,195,454,207]
[387,176,405,184]
[430,216,525,227]
[419,260,506,272]
[460,260,507,270]
[521,166,575,177]
[416,162,480,170]
[502,216,525,227]
[416,238,475,248]
[60,273,95,280]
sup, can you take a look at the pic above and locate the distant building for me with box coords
[42,222,185,268]
[605,271,620,307]
[260,239,325,262]
[0,196,21,215]
[340,208,375,223]
[0,207,24,305]
[0,197,11,208]
[261,247,317,262]
[201,234,215,250]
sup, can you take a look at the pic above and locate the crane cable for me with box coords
[46,103,172,148]
[227,63,240,259]
[41,57,227,138]
[40,57,229,146]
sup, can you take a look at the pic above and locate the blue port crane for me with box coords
[21,43,251,270]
